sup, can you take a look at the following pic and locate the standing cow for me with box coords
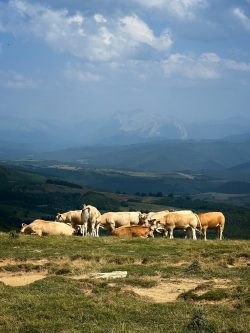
[139,211,169,227]
[151,211,200,240]
[96,211,141,233]
[56,210,82,233]
[81,204,101,237]
[197,212,225,240]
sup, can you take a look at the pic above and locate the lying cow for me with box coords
[81,204,101,237]
[111,225,155,238]
[97,211,141,233]
[151,211,200,240]
[197,212,225,240]
[20,220,75,236]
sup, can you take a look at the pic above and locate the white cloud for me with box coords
[233,7,250,31]
[0,70,35,88]
[94,14,107,24]
[0,0,172,62]
[162,52,250,80]
[133,0,208,20]
[64,68,103,82]
[224,59,250,72]
[162,53,220,80]
[119,15,172,50]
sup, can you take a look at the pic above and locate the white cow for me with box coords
[139,210,169,227]
[81,204,101,237]
[20,220,75,236]
[150,211,199,240]
[56,210,82,233]
[97,211,141,233]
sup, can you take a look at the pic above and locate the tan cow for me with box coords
[153,212,200,239]
[111,225,155,238]
[97,211,141,233]
[81,204,101,237]
[56,210,82,230]
[197,212,225,240]
[20,220,75,236]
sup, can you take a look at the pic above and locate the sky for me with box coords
[0,0,250,127]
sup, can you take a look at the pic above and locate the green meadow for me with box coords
[0,234,249,333]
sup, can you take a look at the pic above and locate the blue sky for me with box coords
[0,0,250,126]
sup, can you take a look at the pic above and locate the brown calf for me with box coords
[111,225,154,238]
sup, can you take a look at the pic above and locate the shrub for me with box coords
[187,308,215,332]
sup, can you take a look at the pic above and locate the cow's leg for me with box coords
[216,226,220,240]
[185,227,192,239]
[83,222,88,236]
[219,226,223,240]
[91,221,96,237]
[109,223,116,235]
[191,227,197,240]
[169,228,174,239]
[164,228,169,238]
[95,223,100,237]
[203,226,207,241]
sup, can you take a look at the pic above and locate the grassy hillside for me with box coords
[0,235,249,333]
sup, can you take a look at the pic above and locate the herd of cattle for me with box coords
[20,204,226,240]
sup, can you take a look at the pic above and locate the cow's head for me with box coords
[20,223,32,234]
[55,213,64,222]
[148,219,164,234]
[20,223,27,233]
[139,213,149,226]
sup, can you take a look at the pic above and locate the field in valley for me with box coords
[0,234,249,333]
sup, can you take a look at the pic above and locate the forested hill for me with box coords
[0,164,249,239]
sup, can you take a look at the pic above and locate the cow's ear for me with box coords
[82,203,86,209]
[22,223,27,227]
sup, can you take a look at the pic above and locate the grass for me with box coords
[0,234,249,333]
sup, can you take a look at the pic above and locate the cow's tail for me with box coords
[194,213,203,235]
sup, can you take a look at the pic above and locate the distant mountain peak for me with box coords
[113,109,188,140]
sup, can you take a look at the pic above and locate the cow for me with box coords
[139,210,169,227]
[197,212,225,240]
[81,204,101,237]
[97,211,141,233]
[151,211,200,240]
[20,220,75,236]
[111,225,155,238]
[56,210,82,232]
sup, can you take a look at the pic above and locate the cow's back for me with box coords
[164,212,198,229]
[112,225,151,238]
[29,220,74,236]
[68,210,82,224]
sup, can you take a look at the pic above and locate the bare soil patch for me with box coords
[124,278,232,303]
[227,256,250,268]
[0,271,48,286]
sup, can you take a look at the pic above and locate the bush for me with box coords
[187,308,215,332]
[185,260,201,274]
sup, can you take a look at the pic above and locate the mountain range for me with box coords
[1,112,250,150]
